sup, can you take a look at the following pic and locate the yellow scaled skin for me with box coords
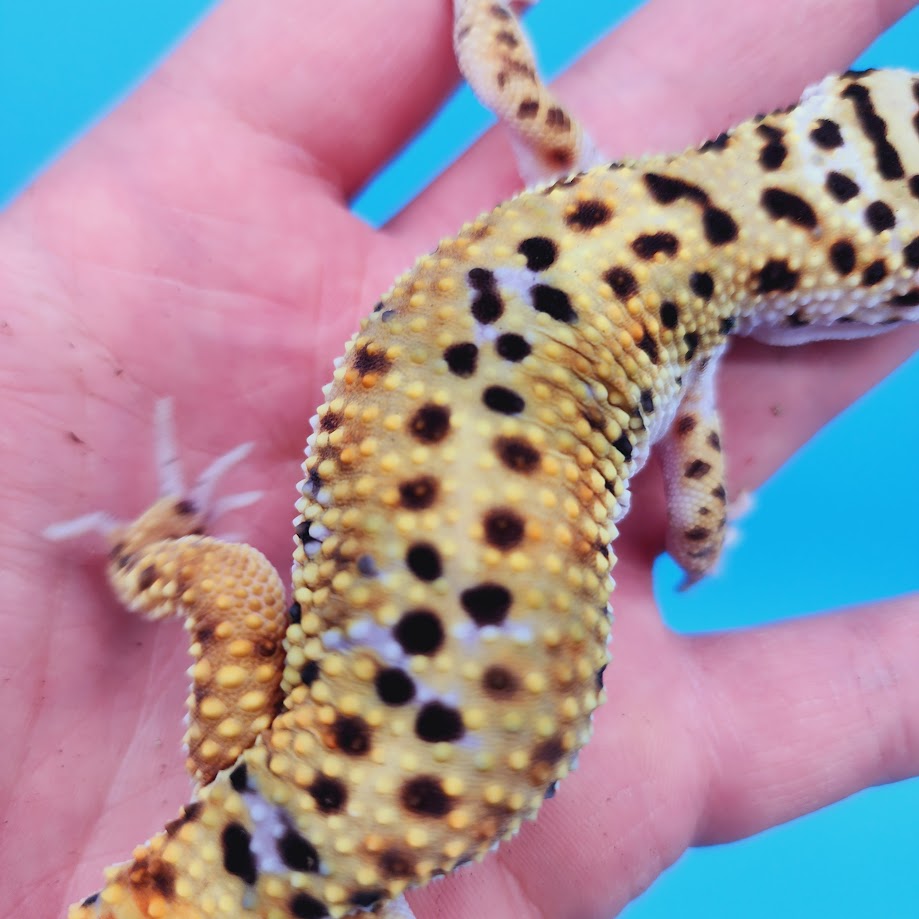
[66,3,919,918]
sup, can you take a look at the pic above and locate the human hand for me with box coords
[2,0,917,916]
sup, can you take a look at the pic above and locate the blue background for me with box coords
[2,1,916,915]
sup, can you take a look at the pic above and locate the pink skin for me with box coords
[2,0,918,916]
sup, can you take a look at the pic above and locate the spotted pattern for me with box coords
[67,24,919,919]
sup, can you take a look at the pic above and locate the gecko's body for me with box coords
[61,2,919,918]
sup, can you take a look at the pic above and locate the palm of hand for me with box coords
[2,2,918,917]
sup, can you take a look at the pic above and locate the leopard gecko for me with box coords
[52,0,919,916]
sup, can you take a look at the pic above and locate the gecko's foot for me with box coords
[44,398,262,547]
[675,489,757,591]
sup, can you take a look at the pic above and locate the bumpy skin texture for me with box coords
[64,4,919,919]
[106,497,287,786]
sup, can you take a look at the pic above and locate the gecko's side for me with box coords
[57,2,919,918]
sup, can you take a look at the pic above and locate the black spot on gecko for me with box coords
[703,208,739,245]
[700,131,730,151]
[757,259,799,293]
[596,663,608,692]
[676,415,696,435]
[379,848,416,878]
[80,893,101,907]
[829,239,856,275]
[222,823,257,886]
[605,266,638,299]
[690,272,715,300]
[319,411,341,432]
[350,890,385,909]
[289,892,328,919]
[332,715,372,756]
[889,290,919,307]
[408,404,451,443]
[468,268,504,324]
[495,28,519,48]
[460,582,512,626]
[532,737,565,765]
[415,702,465,743]
[483,385,525,415]
[518,99,540,119]
[685,459,712,479]
[810,118,844,148]
[483,665,519,697]
[530,284,577,322]
[300,660,320,686]
[444,342,479,377]
[352,343,391,377]
[137,565,157,592]
[545,106,571,131]
[612,432,633,461]
[278,828,320,872]
[357,554,379,577]
[756,123,787,169]
[399,475,439,509]
[483,508,525,549]
[395,610,445,656]
[295,520,315,543]
[905,237,919,269]
[719,317,736,335]
[495,435,541,473]
[861,259,887,286]
[761,188,818,229]
[865,200,896,233]
[375,668,416,706]
[401,776,454,817]
[308,776,348,813]
[707,431,722,451]
[840,82,905,180]
[825,171,859,203]
[496,333,531,361]
[683,331,700,361]
[229,763,249,793]
[518,236,557,271]
[174,498,197,516]
[910,175,919,200]
[164,801,203,836]
[660,301,679,329]
[712,484,727,502]
[643,172,708,204]
[631,232,679,259]
[636,328,659,363]
[406,543,443,581]
[685,526,711,541]
[566,200,612,230]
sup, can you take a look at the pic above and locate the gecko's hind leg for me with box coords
[46,400,288,786]
[453,0,605,185]
[657,348,732,589]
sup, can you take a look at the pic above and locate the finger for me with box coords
[147,0,460,196]
[391,0,916,248]
[692,592,919,843]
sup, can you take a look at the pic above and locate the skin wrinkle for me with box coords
[847,609,914,784]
